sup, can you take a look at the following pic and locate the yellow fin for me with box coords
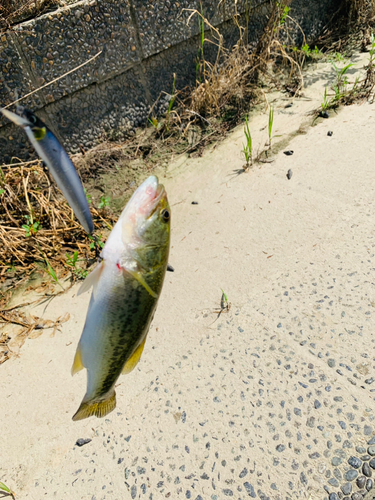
[122,336,147,374]
[71,345,84,375]
[77,260,104,297]
[72,392,116,421]
[127,269,158,298]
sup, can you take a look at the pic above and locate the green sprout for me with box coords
[268,105,274,149]
[66,251,88,279]
[148,117,159,129]
[196,2,205,83]
[22,215,41,237]
[98,195,111,209]
[331,62,353,102]
[278,3,290,25]
[321,86,329,111]
[242,115,252,168]
[89,234,105,251]
[0,481,15,498]
[165,73,176,133]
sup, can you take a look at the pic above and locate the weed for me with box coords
[327,51,345,63]
[0,188,4,195]
[242,115,252,169]
[148,117,159,130]
[22,215,41,237]
[0,481,15,498]
[165,73,176,133]
[321,86,330,110]
[220,288,229,307]
[196,2,205,84]
[331,62,353,102]
[66,251,88,279]
[279,4,290,25]
[89,234,105,251]
[43,254,62,288]
[98,195,111,210]
[268,105,274,148]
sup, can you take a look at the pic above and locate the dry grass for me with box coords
[0,0,60,30]
[0,160,115,289]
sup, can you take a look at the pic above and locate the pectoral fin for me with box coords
[127,269,158,298]
[71,345,84,375]
[122,336,147,374]
[77,260,104,297]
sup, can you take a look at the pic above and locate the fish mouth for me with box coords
[143,177,167,219]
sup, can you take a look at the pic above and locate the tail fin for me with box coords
[72,392,116,421]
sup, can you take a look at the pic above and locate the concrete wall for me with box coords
[0,0,338,163]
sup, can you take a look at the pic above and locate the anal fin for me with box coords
[72,392,116,421]
[71,345,84,375]
[122,336,147,374]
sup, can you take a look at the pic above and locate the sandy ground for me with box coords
[2,53,375,500]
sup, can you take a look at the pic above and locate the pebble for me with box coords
[363,462,372,477]
[332,457,342,466]
[243,483,256,498]
[191,201,198,205]
[328,478,339,487]
[320,110,329,118]
[328,359,336,368]
[341,483,352,495]
[367,478,374,491]
[329,493,339,500]
[167,264,175,272]
[351,493,363,500]
[348,457,362,469]
[75,438,92,447]
[345,470,358,481]
[357,476,367,489]
[369,458,375,469]
[283,150,294,156]
[327,130,333,136]
[286,169,293,179]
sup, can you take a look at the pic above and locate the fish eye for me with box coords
[161,209,170,222]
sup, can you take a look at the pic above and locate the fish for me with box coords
[71,175,170,421]
[1,107,94,234]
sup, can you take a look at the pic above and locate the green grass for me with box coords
[0,481,15,498]
[98,195,110,209]
[268,105,274,148]
[22,215,41,237]
[66,251,88,279]
[242,115,252,167]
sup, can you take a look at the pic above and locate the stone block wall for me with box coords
[0,0,339,163]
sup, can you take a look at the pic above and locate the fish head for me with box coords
[103,176,170,266]
[131,175,170,248]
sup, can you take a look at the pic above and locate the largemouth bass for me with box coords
[71,175,170,421]
[1,107,93,234]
